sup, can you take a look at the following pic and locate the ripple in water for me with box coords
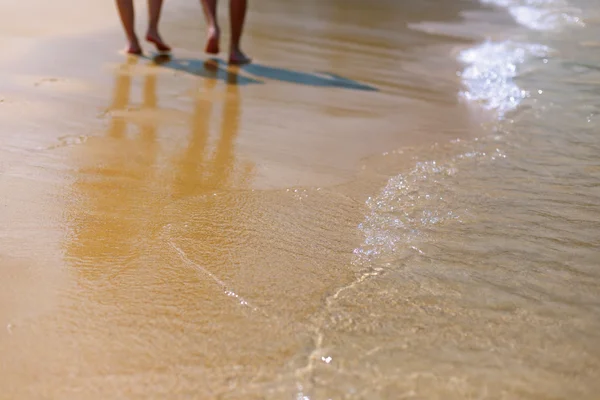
[306,0,600,397]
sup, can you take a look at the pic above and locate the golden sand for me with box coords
[0,0,487,397]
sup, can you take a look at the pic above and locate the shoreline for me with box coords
[0,33,489,189]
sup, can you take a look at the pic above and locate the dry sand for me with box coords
[0,0,491,398]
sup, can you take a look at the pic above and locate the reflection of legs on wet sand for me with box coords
[67,59,161,283]
[209,71,242,187]
[105,58,159,171]
[108,57,158,145]
[108,58,137,138]
[172,74,217,197]
[199,0,251,64]
[140,70,158,142]
[173,67,252,196]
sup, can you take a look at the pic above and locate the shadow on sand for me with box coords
[148,54,378,91]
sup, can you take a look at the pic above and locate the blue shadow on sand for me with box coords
[150,55,262,86]
[237,62,378,91]
[149,54,378,91]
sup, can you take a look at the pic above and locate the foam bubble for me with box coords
[458,40,550,117]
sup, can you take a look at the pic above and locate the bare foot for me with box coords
[126,39,143,55]
[146,32,171,53]
[205,27,220,54]
[229,48,251,65]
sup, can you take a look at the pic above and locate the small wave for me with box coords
[458,40,550,117]
[354,155,478,266]
[481,0,584,31]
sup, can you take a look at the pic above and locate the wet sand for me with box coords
[1,0,492,398]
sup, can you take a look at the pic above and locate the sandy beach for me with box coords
[0,0,562,398]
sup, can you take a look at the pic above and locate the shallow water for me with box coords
[1,0,599,398]
[338,0,600,397]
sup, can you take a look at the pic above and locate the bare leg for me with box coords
[200,0,220,54]
[229,0,250,64]
[146,0,171,52]
[115,0,142,54]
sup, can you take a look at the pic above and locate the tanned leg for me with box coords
[115,0,142,54]
[200,0,220,54]
[146,0,171,52]
[229,0,250,64]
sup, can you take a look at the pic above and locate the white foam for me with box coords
[458,40,550,117]
[481,0,584,31]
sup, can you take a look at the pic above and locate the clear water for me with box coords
[307,0,600,397]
